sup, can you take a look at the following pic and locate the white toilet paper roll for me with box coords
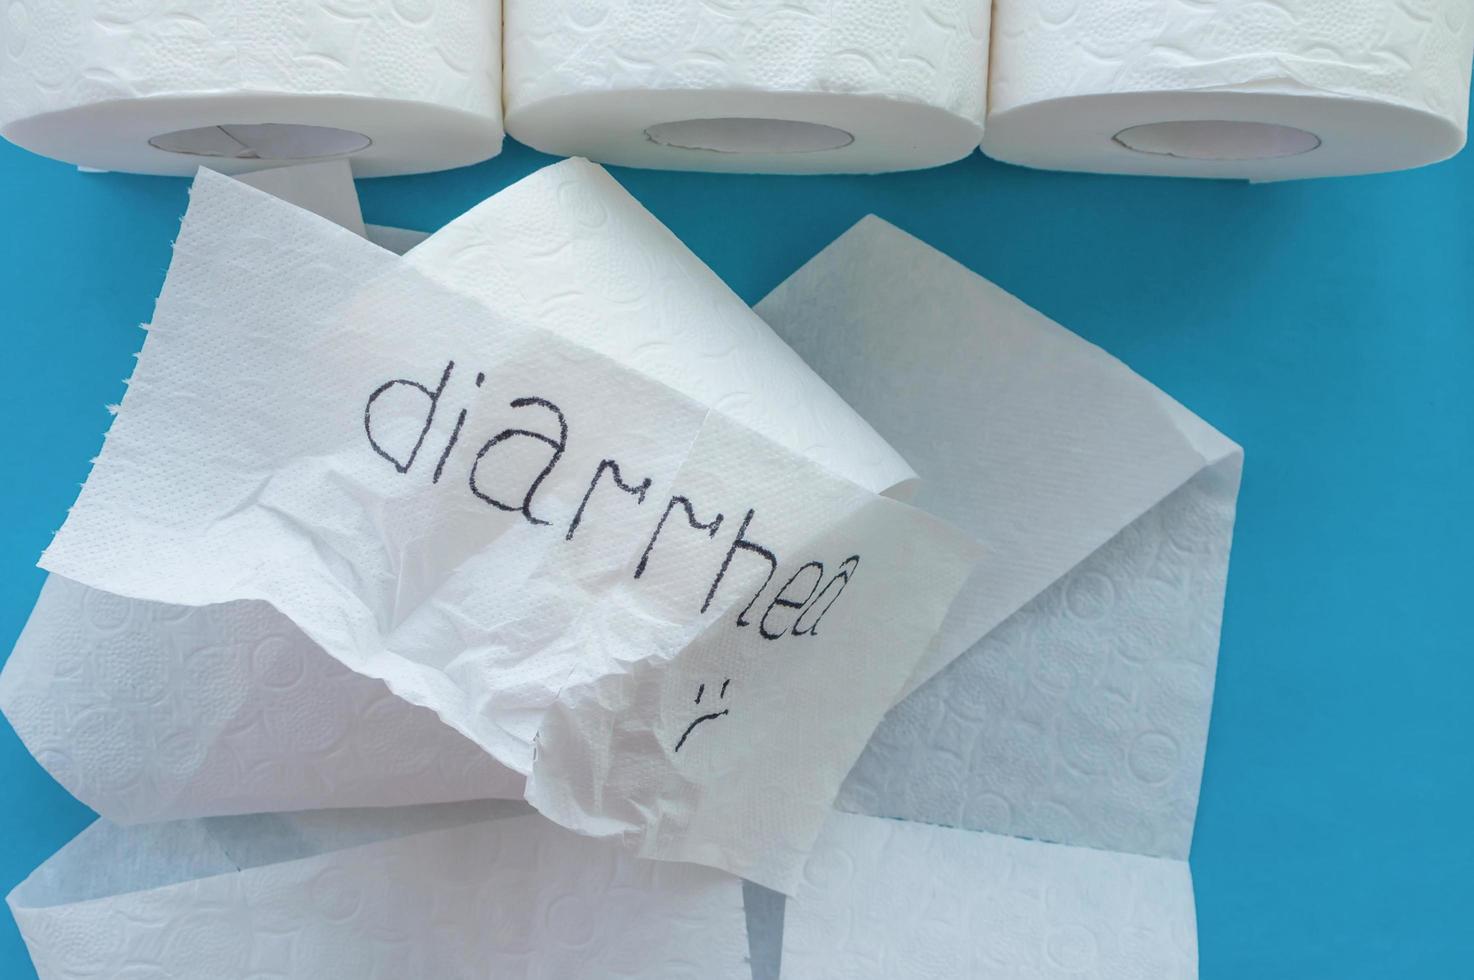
[0,1,503,176]
[503,0,990,174]
[983,0,1474,180]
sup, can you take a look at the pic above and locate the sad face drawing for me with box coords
[674,679,731,753]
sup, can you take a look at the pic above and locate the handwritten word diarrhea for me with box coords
[363,360,859,639]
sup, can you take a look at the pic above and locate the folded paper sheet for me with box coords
[38,168,976,890]
[9,801,752,980]
[754,218,1240,976]
[783,811,1197,979]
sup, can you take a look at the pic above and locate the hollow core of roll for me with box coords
[1112,120,1322,160]
[148,122,373,160]
[644,117,855,155]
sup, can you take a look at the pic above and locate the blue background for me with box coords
[2,135,1471,978]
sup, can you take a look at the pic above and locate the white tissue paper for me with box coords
[756,216,1241,860]
[0,0,503,176]
[0,575,525,823]
[38,167,978,891]
[783,811,1197,979]
[9,801,752,980]
[0,166,516,825]
[503,0,990,173]
[983,0,1474,179]
[403,159,916,498]
[754,217,1239,976]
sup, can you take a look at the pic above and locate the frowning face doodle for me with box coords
[674,679,731,753]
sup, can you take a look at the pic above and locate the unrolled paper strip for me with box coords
[983,0,1474,179]
[503,0,990,173]
[754,216,1236,979]
[757,216,1239,859]
[757,215,1240,722]
[9,801,752,980]
[403,159,916,498]
[39,167,977,890]
[782,811,1196,979]
[0,0,504,176]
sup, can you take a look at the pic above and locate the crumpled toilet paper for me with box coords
[782,811,1197,979]
[0,575,525,823]
[9,801,752,980]
[1,161,923,839]
[37,167,977,891]
[0,167,519,826]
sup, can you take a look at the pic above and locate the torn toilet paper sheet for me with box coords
[756,217,1241,863]
[782,811,1196,979]
[9,801,751,980]
[0,575,525,823]
[403,158,917,499]
[39,169,977,889]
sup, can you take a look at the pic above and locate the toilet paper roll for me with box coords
[983,0,1474,180]
[503,0,990,174]
[0,1,503,176]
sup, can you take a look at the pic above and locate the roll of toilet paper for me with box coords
[0,0,503,176]
[503,0,990,173]
[983,0,1474,180]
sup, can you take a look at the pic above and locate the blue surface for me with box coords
[2,136,1472,979]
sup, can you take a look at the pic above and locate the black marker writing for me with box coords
[468,396,567,526]
[792,556,860,637]
[364,365,863,639]
[759,560,826,639]
[704,509,777,623]
[636,496,723,579]
[566,459,651,542]
[364,360,454,474]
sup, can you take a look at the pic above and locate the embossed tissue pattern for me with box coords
[0,0,499,123]
[784,812,1197,980]
[505,0,990,123]
[0,576,523,824]
[11,811,751,980]
[838,464,1238,861]
[405,158,915,497]
[990,0,1474,126]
